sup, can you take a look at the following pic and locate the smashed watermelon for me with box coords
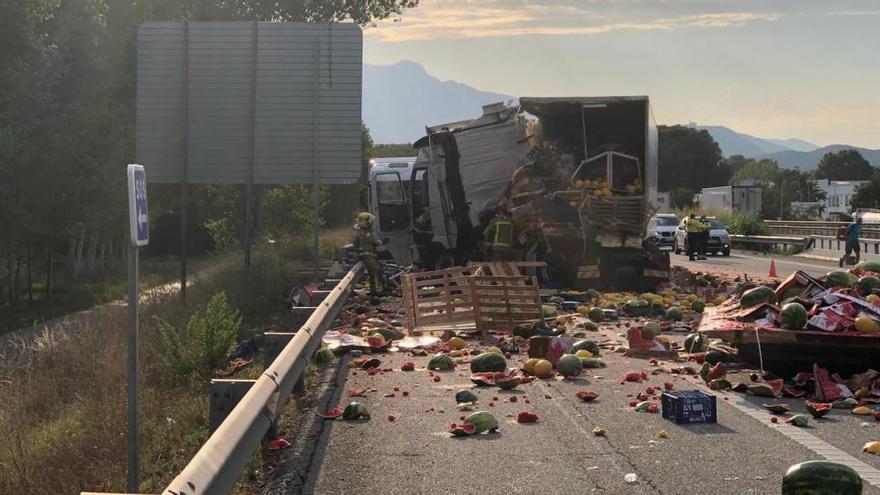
[740,286,776,308]
[747,379,783,398]
[806,401,832,418]
[450,423,476,436]
[576,390,599,402]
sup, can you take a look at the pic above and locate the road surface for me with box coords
[264,320,880,494]
[673,250,841,280]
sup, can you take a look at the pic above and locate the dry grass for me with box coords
[0,232,341,494]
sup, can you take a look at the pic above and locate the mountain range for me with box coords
[362,60,880,169]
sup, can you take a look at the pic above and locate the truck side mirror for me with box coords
[359,185,368,210]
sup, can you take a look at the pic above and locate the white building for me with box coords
[815,180,871,220]
[698,185,762,216]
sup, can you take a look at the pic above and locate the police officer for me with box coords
[685,213,701,261]
[698,215,711,260]
[352,212,384,296]
[484,203,515,261]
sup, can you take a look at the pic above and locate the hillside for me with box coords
[757,145,880,170]
[363,60,513,143]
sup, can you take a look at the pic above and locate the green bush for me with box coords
[156,292,242,381]
[724,214,768,236]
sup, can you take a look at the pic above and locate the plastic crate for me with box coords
[661,390,717,424]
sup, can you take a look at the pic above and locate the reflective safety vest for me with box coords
[491,219,513,249]
[686,218,701,233]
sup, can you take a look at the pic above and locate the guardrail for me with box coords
[730,234,811,251]
[764,220,880,238]
[83,261,363,495]
[810,235,880,258]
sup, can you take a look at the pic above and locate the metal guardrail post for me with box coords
[80,263,364,495]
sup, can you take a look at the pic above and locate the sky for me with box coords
[362,0,880,148]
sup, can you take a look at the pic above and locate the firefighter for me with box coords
[352,212,384,296]
[484,203,515,261]
[685,213,701,261]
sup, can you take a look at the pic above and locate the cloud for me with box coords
[366,1,784,42]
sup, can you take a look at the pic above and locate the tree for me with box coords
[814,149,873,181]
[730,158,780,185]
[658,125,724,192]
[372,143,415,158]
[852,168,880,210]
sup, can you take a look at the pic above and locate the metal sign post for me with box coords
[126,164,149,492]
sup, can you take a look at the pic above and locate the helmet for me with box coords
[494,203,509,217]
[356,212,374,226]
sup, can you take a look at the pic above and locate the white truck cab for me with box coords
[366,157,416,266]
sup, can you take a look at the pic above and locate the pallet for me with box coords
[470,275,542,336]
[402,266,478,332]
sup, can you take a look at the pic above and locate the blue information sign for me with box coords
[127,164,149,247]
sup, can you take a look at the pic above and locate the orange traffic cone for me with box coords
[769,258,778,278]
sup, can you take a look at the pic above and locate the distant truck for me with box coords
[369,97,669,289]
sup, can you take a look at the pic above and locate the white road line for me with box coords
[693,382,880,487]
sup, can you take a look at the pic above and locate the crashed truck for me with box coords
[372,96,669,290]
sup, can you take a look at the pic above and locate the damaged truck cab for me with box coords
[370,96,669,289]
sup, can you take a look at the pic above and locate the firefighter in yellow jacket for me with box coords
[484,204,515,261]
[352,212,384,296]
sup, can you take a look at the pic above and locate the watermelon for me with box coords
[542,304,558,318]
[548,295,565,306]
[495,375,522,390]
[763,403,791,414]
[313,348,334,365]
[556,354,583,376]
[464,411,499,433]
[782,461,862,495]
[690,300,706,313]
[470,352,506,373]
[576,390,599,402]
[683,333,707,353]
[824,270,857,288]
[740,286,776,308]
[428,354,455,371]
[666,306,684,321]
[455,389,478,404]
[342,402,370,420]
[623,299,650,316]
[709,379,732,390]
[857,276,880,294]
[470,373,499,387]
[806,401,832,418]
[587,307,604,323]
[780,302,808,330]
[572,339,601,356]
[585,288,601,301]
[642,322,661,338]
[579,358,606,368]
[373,327,405,342]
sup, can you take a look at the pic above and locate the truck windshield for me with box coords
[376,173,404,204]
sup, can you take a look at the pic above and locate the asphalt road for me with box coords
[672,249,842,280]
[271,330,880,495]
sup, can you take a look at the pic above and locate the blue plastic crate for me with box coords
[661,390,717,424]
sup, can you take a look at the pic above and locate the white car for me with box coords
[673,217,731,256]
[646,213,679,249]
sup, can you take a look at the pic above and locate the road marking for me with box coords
[694,383,880,487]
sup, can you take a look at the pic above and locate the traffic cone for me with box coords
[769,259,778,278]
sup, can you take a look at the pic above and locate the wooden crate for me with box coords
[469,275,542,335]
[402,266,477,332]
[581,195,647,235]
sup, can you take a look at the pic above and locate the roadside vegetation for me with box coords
[0,239,324,494]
